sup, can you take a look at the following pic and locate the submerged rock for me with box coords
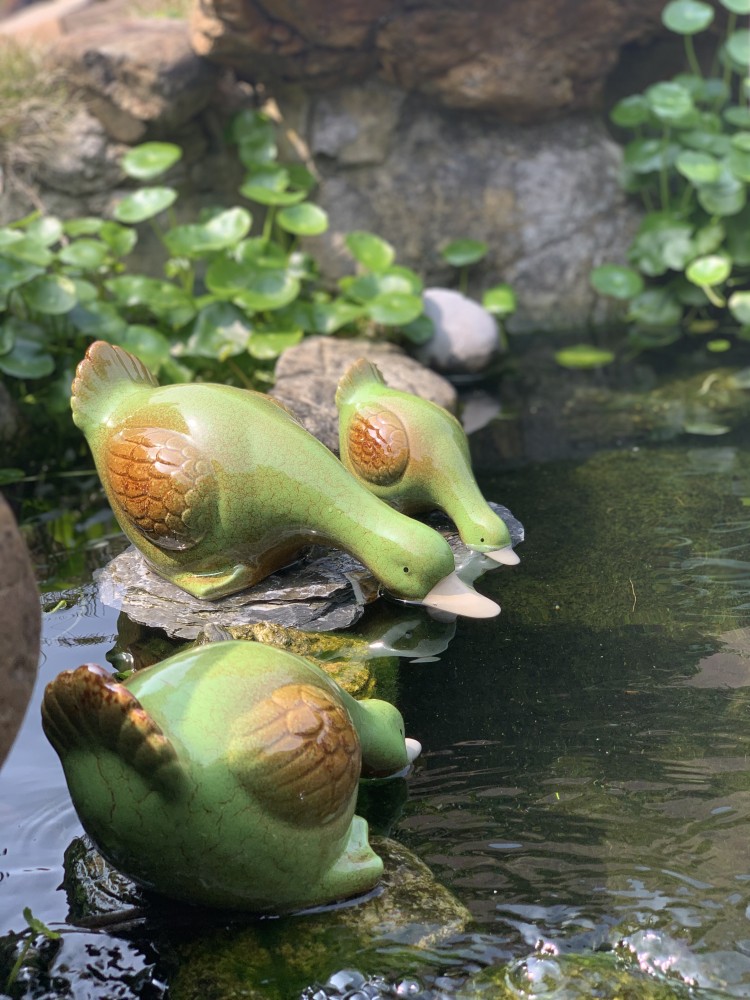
[95,504,524,640]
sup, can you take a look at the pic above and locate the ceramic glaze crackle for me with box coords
[41,640,421,911]
[337,359,519,565]
[71,341,499,617]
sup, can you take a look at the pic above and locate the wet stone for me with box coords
[95,504,523,639]
[61,836,473,1000]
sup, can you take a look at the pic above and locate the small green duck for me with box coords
[41,640,421,912]
[336,360,520,565]
[71,341,499,617]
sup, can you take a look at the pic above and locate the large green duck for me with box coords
[71,341,499,617]
[41,640,421,912]
[336,360,519,565]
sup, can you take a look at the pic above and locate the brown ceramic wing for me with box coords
[346,405,409,486]
[230,683,361,827]
[41,664,187,798]
[105,427,214,551]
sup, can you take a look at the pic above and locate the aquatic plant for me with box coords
[592,0,750,353]
[0,109,515,485]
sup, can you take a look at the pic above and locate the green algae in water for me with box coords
[482,444,750,633]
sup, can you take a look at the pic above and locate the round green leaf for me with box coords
[58,239,109,269]
[231,111,278,168]
[724,105,750,128]
[628,288,683,326]
[113,187,178,224]
[100,221,138,257]
[164,208,252,257]
[681,129,732,156]
[115,326,172,372]
[629,214,694,275]
[645,81,695,123]
[729,290,750,324]
[106,275,195,327]
[0,257,44,298]
[341,271,416,302]
[247,330,303,359]
[21,274,77,314]
[590,264,644,299]
[239,167,306,206]
[0,235,52,266]
[181,302,252,359]
[729,143,750,182]
[382,265,423,295]
[720,0,750,12]
[0,323,54,378]
[675,149,722,184]
[692,221,725,256]
[276,203,329,236]
[662,0,714,33]
[707,338,732,352]
[628,325,682,349]
[226,268,300,312]
[624,138,679,174]
[70,300,128,339]
[70,278,98,303]
[308,300,365,334]
[344,231,395,272]
[121,142,182,181]
[554,344,615,369]
[441,239,488,267]
[482,283,517,316]
[366,292,423,326]
[726,30,750,67]
[610,95,651,128]
[25,216,63,246]
[64,217,104,237]
[401,314,435,345]
[0,320,13,354]
[685,253,732,286]
[697,166,747,216]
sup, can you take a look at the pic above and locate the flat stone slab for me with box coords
[96,504,524,639]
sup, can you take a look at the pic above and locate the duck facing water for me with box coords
[71,341,499,617]
[336,359,519,565]
[41,640,422,911]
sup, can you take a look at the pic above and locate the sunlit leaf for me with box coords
[726,30,750,67]
[697,166,746,216]
[0,323,55,378]
[345,231,395,272]
[720,0,750,12]
[164,208,252,256]
[610,95,651,128]
[181,302,253,358]
[729,290,750,324]
[0,257,44,298]
[441,239,488,267]
[482,283,517,317]
[25,216,63,246]
[113,187,178,223]
[675,149,722,184]
[121,142,182,180]
[645,81,695,123]
[114,326,172,372]
[685,253,731,286]
[366,292,423,326]
[662,0,714,34]
[58,239,109,269]
[554,344,615,369]
[276,203,329,236]
[401,314,435,344]
[100,221,138,257]
[247,330,303,359]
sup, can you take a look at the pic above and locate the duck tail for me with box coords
[335,358,386,409]
[71,340,158,433]
[41,664,187,800]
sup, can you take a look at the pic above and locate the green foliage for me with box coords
[5,908,61,992]
[592,0,750,351]
[0,109,517,484]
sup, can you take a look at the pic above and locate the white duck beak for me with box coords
[405,737,422,763]
[421,571,500,618]
[484,546,520,566]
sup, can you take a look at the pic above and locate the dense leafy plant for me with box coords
[0,109,515,484]
[592,0,750,353]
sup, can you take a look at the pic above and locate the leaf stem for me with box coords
[684,34,703,80]
[659,129,671,212]
[703,284,726,308]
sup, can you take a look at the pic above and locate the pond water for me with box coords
[4,355,750,998]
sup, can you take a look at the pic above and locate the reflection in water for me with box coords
[6,442,750,995]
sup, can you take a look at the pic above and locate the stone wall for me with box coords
[0,0,695,331]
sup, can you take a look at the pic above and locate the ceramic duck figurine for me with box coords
[336,360,519,565]
[71,341,499,617]
[41,640,422,912]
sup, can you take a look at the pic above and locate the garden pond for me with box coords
[5,346,750,998]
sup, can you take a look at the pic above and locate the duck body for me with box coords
[41,640,419,912]
[336,360,518,564]
[72,342,463,605]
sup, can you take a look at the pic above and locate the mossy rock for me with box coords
[62,836,471,1000]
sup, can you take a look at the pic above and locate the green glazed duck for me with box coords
[336,360,519,565]
[41,640,421,912]
[71,341,499,617]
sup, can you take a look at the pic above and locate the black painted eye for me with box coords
[403,566,409,573]
[480,537,485,543]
